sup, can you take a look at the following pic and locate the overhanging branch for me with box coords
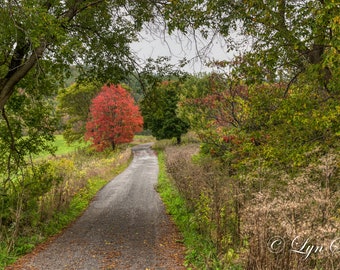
[0,41,48,112]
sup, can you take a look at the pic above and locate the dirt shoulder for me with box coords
[7,144,186,270]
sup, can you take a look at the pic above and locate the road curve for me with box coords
[8,143,185,270]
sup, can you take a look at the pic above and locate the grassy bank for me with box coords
[157,150,229,269]
[0,136,132,269]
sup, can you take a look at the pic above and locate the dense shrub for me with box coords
[164,144,340,269]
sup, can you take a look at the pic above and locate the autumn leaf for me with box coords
[85,84,143,151]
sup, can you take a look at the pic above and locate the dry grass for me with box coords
[241,151,340,270]
[164,145,340,269]
[165,144,241,266]
[38,148,131,224]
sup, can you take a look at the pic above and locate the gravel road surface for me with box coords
[7,143,186,270]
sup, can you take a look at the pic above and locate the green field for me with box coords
[37,135,155,158]
[53,135,88,155]
[36,135,88,158]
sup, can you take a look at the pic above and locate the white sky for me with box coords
[130,27,239,74]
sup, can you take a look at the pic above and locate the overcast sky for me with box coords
[130,27,239,74]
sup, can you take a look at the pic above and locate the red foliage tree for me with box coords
[85,84,143,151]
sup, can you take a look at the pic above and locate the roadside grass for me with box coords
[156,136,339,269]
[156,142,243,270]
[1,177,109,267]
[156,150,216,269]
[1,156,131,269]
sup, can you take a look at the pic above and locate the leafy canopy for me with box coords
[0,0,160,112]
[164,0,339,103]
[85,84,143,151]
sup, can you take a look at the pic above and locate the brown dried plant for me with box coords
[241,151,340,270]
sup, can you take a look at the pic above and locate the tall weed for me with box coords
[164,144,339,269]
[241,151,340,270]
[165,144,241,268]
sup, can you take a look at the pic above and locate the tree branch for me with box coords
[61,0,105,21]
[0,42,48,112]
[0,0,106,111]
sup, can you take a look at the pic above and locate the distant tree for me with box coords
[141,81,189,144]
[57,82,102,143]
[85,85,143,151]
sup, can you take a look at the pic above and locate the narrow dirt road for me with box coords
[8,143,186,270]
